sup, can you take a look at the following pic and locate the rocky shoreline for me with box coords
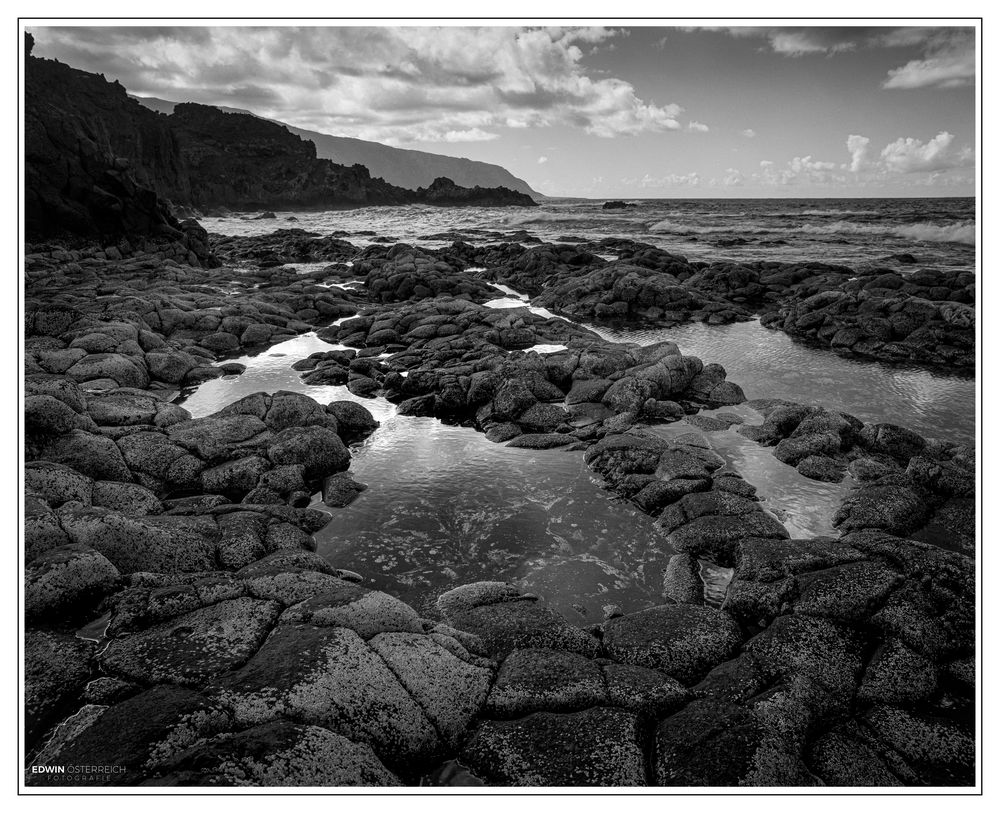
[24,226,975,787]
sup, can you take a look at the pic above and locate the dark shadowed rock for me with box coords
[25,543,120,621]
[100,597,282,686]
[146,721,400,787]
[486,648,607,717]
[25,631,94,748]
[603,604,742,684]
[27,686,231,787]
[462,707,646,786]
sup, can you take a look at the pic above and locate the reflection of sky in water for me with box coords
[176,333,396,423]
[652,406,847,540]
[173,295,973,619]
[315,418,674,620]
[175,332,675,621]
[589,319,974,447]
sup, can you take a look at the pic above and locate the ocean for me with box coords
[202,196,976,273]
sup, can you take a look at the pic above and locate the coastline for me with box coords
[23,227,976,787]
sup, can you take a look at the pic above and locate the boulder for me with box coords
[59,509,218,574]
[42,430,133,482]
[462,706,646,786]
[25,543,120,620]
[25,631,94,747]
[602,604,743,684]
[100,597,282,686]
[486,648,607,717]
[213,624,442,765]
[146,722,400,787]
[267,426,350,478]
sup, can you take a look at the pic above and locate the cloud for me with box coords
[879,131,974,173]
[537,156,548,164]
[846,134,871,172]
[29,25,685,145]
[441,128,498,142]
[751,155,841,186]
[698,26,975,90]
[738,130,973,189]
[687,120,709,133]
[882,34,975,89]
[697,26,877,56]
[618,171,702,189]
[721,168,744,186]
[741,128,756,138]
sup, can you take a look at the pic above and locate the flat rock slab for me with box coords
[100,597,281,686]
[603,604,743,684]
[744,614,863,709]
[59,509,218,574]
[25,543,120,620]
[28,685,231,787]
[441,597,601,660]
[487,647,606,718]
[462,706,646,786]
[280,584,424,638]
[25,631,94,747]
[863,705,974,786]
[655,698,814,786]
[368,631,493,749]
[146,721,400,787]
[667,512,789,562]
[807,725,906,787]
[792,561,902,623]
[212,624,443,765]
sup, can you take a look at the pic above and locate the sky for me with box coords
[28,24,977,198]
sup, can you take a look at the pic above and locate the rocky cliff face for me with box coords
[24,35,191,245]
[284,126,541,198]
[166,104,412,211]
[134,95,541,198]
[25,42,535,249]
[413,177,538,207]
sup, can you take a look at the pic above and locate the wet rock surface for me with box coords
[24,224,975,787]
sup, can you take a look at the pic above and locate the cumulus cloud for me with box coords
[879,131,974,173]
[750,155,841,186]
[741,128,756,138]
[846,134,871,172]
[737,130,973,189]
[619,172,701,189]
[30,25,686,145]
[687,120,709,133]
[721,168,744,186]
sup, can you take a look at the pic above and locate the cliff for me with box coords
[133,94,541,198]
[24,35,190,244]
[166,103,411,210]
[24,42,536,246]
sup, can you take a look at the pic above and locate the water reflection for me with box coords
[589,319,974,447]
[315,418,673,619]
[175,332,673,620]
[651,406,847,539]
[172,312,973,621]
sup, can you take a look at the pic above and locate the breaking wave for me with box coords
[795,220,975,245]
[893,222,976,246]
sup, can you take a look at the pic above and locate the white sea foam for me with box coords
[894,222,976,246]
[796,219,975,245]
